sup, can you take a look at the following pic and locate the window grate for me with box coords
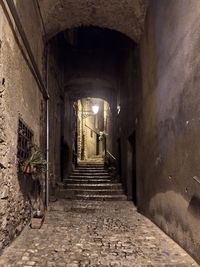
[17,118,33,168]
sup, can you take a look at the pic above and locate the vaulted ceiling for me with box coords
[39,0,149,42]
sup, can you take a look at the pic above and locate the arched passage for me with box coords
[65,77,116,105]
[47,26,138,191]
[39,0,149,42]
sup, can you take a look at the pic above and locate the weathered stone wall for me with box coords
[84,98,105,159]
[76,98,100,160]
[77,100,83,160]
[138,0,200,262]
[84,100,97,159]
[0,1,45,250]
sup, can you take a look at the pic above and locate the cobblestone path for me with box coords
[0,200,198,267]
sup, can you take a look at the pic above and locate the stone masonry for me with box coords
[39,0,149,42]
[0,1,45,250]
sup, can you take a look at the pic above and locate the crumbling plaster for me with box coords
[39,0,149,42]
[0,1,45,250]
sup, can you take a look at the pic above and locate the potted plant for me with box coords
[22,145,47,229]
[22,145,47,175]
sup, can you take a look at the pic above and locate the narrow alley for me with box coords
[1,0,200,266]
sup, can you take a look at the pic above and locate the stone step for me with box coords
[59,193,127,201]
[73,169,107,173]
[78,164,104,168]
[69,176,111,180]
[77,166,105,170]
[64,178,112,184]
[76,167,105,172]
[77,163,104,166]
[64,183,123,190]
[62,160,125,201]
[78,162,104,164]
[59,189,124,196]
[70,173,110,177]
[72,169,108,173]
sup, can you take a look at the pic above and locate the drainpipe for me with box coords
[35,0,50,208]
[46,44,50,208]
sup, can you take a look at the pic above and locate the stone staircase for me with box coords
[58,161,127,201]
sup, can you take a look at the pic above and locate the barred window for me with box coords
[17,118,33,168]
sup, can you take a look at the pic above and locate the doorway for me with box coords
[128,132,137,206]
[117,138,122,182]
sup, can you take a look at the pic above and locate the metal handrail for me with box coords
[84,124,99,135]
[106,150,117,161]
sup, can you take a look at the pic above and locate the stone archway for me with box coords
[65,77,116,105]
[39,0,149,42]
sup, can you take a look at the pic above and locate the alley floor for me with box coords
[0,200,198,267]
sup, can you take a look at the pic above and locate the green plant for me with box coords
[22,145,47,174]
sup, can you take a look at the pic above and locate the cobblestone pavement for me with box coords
[0,200,198,267]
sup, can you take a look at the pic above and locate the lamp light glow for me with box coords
[92,105,99,114]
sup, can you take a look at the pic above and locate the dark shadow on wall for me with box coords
[60,137,71,181]
[188,195,200,218]
[128,132,137,206]
[117,138,122,183]
[17,173,43,211]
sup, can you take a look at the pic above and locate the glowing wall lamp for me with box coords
[92,105,99,115]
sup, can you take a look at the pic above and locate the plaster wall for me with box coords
[116,46,141,199]
[0,1,45,249]
[138,0,200,262]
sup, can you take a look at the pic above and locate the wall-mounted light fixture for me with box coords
[117,105,121,115]
[92,105,99,115]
